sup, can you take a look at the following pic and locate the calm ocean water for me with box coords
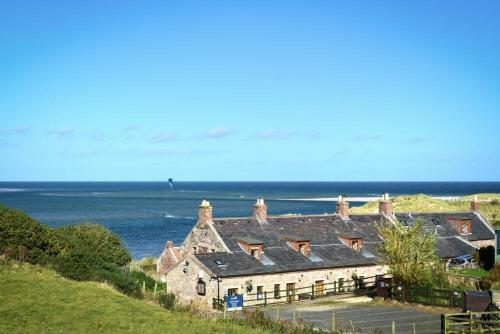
[1,181,499,259]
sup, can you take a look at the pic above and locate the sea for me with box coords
[1,181,499,259]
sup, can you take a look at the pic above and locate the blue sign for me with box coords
[225,294,243,311]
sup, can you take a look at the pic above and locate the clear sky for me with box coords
[1,1,499,181]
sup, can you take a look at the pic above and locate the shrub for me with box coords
[97,264,143,298]
[478,246,495,271]
[137,256,157,273]
[489,263,500,282]
[0,206,53,262]
[129,271,166,292]
[51,248,103,281]
[58,224,131,266]
[159,292,176,310]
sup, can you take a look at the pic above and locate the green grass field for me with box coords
[350,193,500,226]
[0,263,268,334]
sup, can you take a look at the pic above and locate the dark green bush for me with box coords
[58,224,131,266]
[478,246,495,271]
[159,292,176,310]
[50,248,103,281]
[97,263,143,298]
[0,206,53,262]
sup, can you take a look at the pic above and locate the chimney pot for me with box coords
[253,197,267,222]
[471,196,480,211]
[198,199,212,225]
[336,196,349,216]
[379,193,393,215]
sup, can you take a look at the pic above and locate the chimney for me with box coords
[198,200,212,226]
[336,195,349,217]
[378,193,393,215]
[471,195,480,211]
[166,240,174,248]
[253,197,267,222]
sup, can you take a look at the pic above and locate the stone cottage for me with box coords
[158,195,495,308]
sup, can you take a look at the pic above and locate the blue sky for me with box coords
[1,1,499,181]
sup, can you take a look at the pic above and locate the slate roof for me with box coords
[435,237,476,259]
[393,212,494,241]
[193,211,493,277]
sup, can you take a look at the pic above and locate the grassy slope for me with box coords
[350,194,500,226]
[0,263,267,334]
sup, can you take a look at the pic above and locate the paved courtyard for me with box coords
[261,299,442,334]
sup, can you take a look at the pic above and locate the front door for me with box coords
[286,283,296,302]
[315,280,324,296]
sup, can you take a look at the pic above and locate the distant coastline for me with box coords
[280,195,461,202]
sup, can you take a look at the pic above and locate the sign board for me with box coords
[225,294,243,311]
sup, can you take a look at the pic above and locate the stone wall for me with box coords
[470,239,496,249]
[166,260,387,308]
[182,222,227,254]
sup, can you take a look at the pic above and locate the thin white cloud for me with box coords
[249,129,322,141]
[200,127,234,139]
[46,127,75,139]
[149,132,178,143]
[0,126,31,135]
[123,124,142,132]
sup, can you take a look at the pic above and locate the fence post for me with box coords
[334,281,337,295]
[276,306,280,321]
[264,291,267,306]
[469,311,473,333]
[449,290,453,307]
[153,282,157,298]
[429,287,433,305]
[441,314,447,334]
[311,284,315,300]
[332,313,336,332]
[392,321,396,334]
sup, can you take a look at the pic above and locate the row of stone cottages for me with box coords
[157,195,495,308]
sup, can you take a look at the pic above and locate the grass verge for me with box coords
[0,262,269,334]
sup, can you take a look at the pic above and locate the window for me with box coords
[227,288,238,296]
[257,286,264,300]
[461,222,470,234]
[197,279,206,296]
[250,247,259,259]
[431,218,440,226]
[352,240,360,252]
[298,243,306,256]
[193,246,197,254]
[274,284,281,299]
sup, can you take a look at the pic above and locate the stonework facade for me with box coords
[166,254,386,308]
[159,196,496,307]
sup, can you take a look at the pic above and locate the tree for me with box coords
[377,219,446,287]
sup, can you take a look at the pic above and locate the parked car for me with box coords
[448,254,475,269]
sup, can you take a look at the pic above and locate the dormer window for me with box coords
[284,238,310,257]
[338,234,363,253]
[237,237,263,260]
[447,217,472,235]
[250,247,259,259]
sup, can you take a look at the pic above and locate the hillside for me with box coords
[0,263,268,334]
[350,194,500,226]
